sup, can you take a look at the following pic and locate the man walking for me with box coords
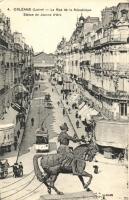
[14,136,18,150]
[63,108,66,116]
[31,118,34,126]
[17,130,20,138]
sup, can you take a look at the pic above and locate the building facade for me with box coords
[56,2,129,121]
[0,10,34,118]
[55,2,129,154]
[34,52,55,72]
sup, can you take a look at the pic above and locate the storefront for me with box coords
[0,106,18,154]
[0,123,15,154]
[95,120,128,158]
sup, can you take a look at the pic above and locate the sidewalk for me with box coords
[54,84,86,139]
[1,88,34,166]
[54,82,127,166]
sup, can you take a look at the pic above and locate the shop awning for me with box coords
[90,109,98,116]
[78,104,89,116]
[95,120,128,149]
[68,93,79,104]
[80,106,98,122]
[78,102,85,110]
[11,103,26,113]
[0,107,18,125]
[81,106,92,121]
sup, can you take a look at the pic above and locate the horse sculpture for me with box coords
[33,141,98,195]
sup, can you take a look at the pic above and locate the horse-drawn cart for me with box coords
[0,159,9,179]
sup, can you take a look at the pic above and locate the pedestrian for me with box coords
[31,117,34,126]
[75,111,78,118]
[57,101,60,106]
[23,121,26,130]
[16,115,19,123]
[22,114,25,122]
[52,88,54,92]
[14,136,18,150]
[17,130,20,138]
[76,120,79,128]
[63,107,65,115]
[20,120,23,129]
[19,162,23,176]
[39,84,40,89]
[64,122,69,131]
[13,163,19,177]
[68,107,71,114]
[5,159,9,174]
[118,152,124,163]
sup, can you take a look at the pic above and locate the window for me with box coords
[36,136,48,144]
[119,103,127,116]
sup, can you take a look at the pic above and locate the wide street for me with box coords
[0,74,128,200]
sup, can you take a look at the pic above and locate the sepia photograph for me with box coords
[0,0,128,199]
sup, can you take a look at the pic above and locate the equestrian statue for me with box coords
[33,123,98,195]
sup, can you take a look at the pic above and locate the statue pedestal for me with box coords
[40,191,97,200]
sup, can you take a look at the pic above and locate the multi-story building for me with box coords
[56,2,129,156]
[0,10,34,154]
[0,11,34,117]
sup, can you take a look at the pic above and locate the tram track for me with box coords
[14,183,42,200]
[1,80,81,200]
[0,170,34,190]
[1,175,36,199]
[0,82,49,200]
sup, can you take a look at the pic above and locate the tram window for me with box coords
[36,136,48,144]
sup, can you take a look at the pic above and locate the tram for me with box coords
[35,128,49,152]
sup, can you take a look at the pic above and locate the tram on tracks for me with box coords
[35,128,49,152]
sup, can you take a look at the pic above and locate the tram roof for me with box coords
[36,129,48,136]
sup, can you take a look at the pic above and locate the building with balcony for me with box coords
[0,10,34,118]
[55,2,129,155]
[0,10,34,154]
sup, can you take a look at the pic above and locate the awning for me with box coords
[69,95,80,105]
[78,102,85,110]
[0,107,18,125]
[78,104,89,116]
[11,103,26,113]
[80,106,98,122]
[68,93,80,104]
[81,106,92,121]
[90,109,98,116]
[95,120,128,149]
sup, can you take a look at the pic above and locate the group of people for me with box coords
[0,159,23,178]
[13,162,23,177]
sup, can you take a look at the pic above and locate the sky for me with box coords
[0,0,128,53]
